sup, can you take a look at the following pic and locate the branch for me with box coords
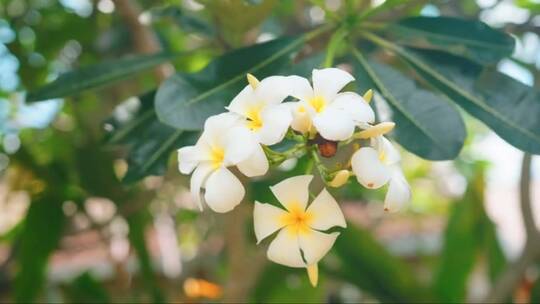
[484,153,540,303]
[112,0,173,81]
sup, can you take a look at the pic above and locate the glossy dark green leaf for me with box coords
[150,6,214,37]
[127,210,164,303]
[388,16,515,64]
[401,49,540,154]
[27,52,183,102]
[329,224,429,302]
[14,192,65,303]
[155,36,303,130]
[105,91,198,183]
[65,272,110,303]
[352,49,466,160]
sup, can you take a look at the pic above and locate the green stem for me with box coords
[324,26,348,68]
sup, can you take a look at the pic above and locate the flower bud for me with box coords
[355,122,395,139]
[329,170,350,188]
[363,89,373,103]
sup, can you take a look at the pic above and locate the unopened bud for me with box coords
[247,73,259,89]
[317,140,338,158]
[307,263,318,287]
[355,122,395,139]
[363,89,373,103]
[329,170,350,188]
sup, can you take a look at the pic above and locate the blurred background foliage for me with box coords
[0,0,539,303]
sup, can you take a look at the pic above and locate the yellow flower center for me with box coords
[245,105,263,131]
[308,96,326,113]
[210,146,225,169]
[280,202,313,235]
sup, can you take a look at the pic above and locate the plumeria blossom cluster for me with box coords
[177,68,411,286]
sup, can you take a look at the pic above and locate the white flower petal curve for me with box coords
[299,230,339,266]
[287,75,314,101]
[270,175,313,212]
[375,136,401,165]
[351,147,391,189]
[257,104,292,145]
[237,144,268,177]
[331,92,375,124]
[307,188,346,230]
[204,168,245,213]
[190,163,214,211]
[267,228,305,268]
[312,107,355,141]
[253,201,287,243]
[202,113,242,144]
[255,76,294,105]
[223,126,258,165]
[312,68,354,101]
[227,85,254,116]
[384,168,411,212]
[177,146,199,174]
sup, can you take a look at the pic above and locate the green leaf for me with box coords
[27,52,183,102]
[65,272,110,303]
[403,50,540,154]
[433,174,484,302]
[329,224,429,302]
[155,36,304,130]
[387,16,515,64]
[15,192,65,303]
[105,91,198,183]
[352,49,466,160]
[363,33,540,154]
[127,210,164,303]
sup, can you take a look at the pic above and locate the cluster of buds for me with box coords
[177,68,410,286]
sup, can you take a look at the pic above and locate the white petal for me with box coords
[351,147,391,189]
[331,92,375,124]
[384,168,411,212]
[227,85,255,116]
[312,107,355,141]
[255,76,294,104]
[253,201,287,243]
[375,136,401,165]
[190,163,214,211]
[267,228,305,268]
[299,230,339,265]
[177,146,199,174]
[257,104,293,145]
[223,126,258,165]
[270,175,313,212]
[287,75,314,101]
[306,188,346,230]
[312,68,354,101]
[290,102,313,134]
[237,144,269,177]
[204,168,245,213]
[201,112,242,145]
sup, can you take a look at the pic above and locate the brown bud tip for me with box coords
[367,183,374,188]
[384,207,389,212]
[315,134,338,157]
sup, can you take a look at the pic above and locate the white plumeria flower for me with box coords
[288,68,375,141]
[254,175,346,286]
[177,113,260,213]
[351,136,411,212]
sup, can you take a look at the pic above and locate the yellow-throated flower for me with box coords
[177,113,260,213]
[253,175,346,286]
[287,68,375,141]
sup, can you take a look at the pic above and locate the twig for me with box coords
[484,153,540,302]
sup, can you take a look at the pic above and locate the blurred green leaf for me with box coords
[106,91,198,183]
[388,16,515,64]
[352,49,466,160]
[150,6,215,37]
[14,192,65,303]
[531,276,540,303]
[329,224,429,302]
[400,49,540,154]
[433,174,484,302]
[127,210,164,303]
[155,36,304,130]
[27,52,184,102]
[515,0,540,12]
[65,272,110,303]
